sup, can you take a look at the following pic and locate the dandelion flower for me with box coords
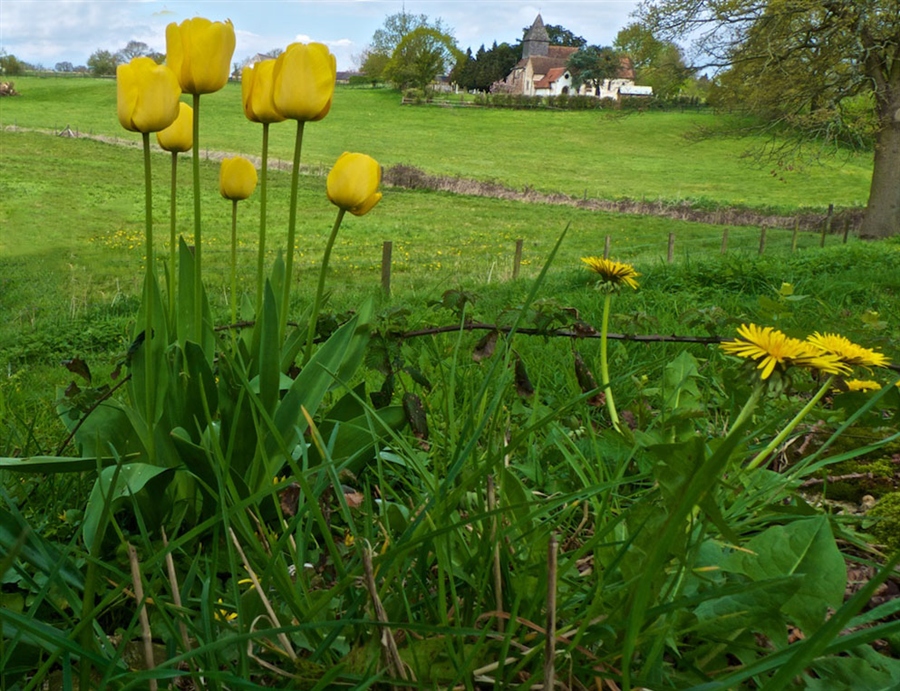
[720,323,849,380]
[581,257,640,290]
[841,379,882,393]
[806,332,891,369]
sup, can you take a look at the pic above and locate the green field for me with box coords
[1,76,874,212]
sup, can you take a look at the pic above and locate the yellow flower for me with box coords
[841,379,882,393]
[326,152,382,216]
[116,57,181,133]
[806,332,891,369]
[273,42,336,122]
[581,257,640,290]
[720,323,849,380]
[241,59,285,124]
[219,157,258,201]
[166,17,235,95]
[215,598,237,622]
[156,101,193,152]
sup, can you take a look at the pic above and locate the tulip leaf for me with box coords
[0,455,121,474]
[55,393,142,460]
[82,463,174,548]
[0,507,85,592]
[257,281,280,416]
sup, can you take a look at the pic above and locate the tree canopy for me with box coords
[450,42,519,92]
[567,46,621,96]
[614,23,691,100]
[365,11,455,87]
[519,23,586,48]
[384,26,462,91]
[637,0,900,237]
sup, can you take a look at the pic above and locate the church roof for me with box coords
[525,14,549,43]
[534,67,568,89]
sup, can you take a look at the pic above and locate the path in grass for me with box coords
[8,125,856,232]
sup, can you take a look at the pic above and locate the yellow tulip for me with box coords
[156,101,193,152]
[116,57,181,133]
[326,153,382,216]
[166,18,235,95]
[242,59,285,124]
[273,42,336,122]
[220,157,258,201]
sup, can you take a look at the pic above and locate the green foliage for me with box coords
[868,492,900,551]
[0,50,26,76]
[86,49,119,77]
[385,26,462,91]
[567,45,622,93]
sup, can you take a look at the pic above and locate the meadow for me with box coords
[2,76,900,689]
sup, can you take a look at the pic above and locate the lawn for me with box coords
[1,76,874,213]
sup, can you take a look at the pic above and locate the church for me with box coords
[493,15,652,100]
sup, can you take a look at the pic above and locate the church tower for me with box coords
[522,14,550,59]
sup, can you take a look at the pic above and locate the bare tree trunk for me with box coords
[860,82,900,238]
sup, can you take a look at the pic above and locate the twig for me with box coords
[55,374,131,456]
[362,543,411,685]
[800,471,894,488]
[127,543,157,691]
[228,527,297,662]
[161,528,191,655]
[398,322,725,344]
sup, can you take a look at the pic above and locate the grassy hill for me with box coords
[0,76,874,213]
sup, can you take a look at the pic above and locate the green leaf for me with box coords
[721,516,846,635]
[55,394,142,460]
[0,507,84,591]
[0,455,120,473]
[806,646,900,691]
[82,463,174,548]
[257,281,280,416]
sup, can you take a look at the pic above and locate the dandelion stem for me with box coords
[600,291,621,432]
[281,120,305,342]
[168,151,178,319]
[305,208,345,364]
[747,375,835,470]
[255,122,269,316]
[191,93,202,343]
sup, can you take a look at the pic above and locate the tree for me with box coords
[359,47,391,85]
[521,22,586,47]
[637,0,900,238]
[384,26,462,91]
[0,51,26,76]
[452,42,520,92]
[87,49,120,76]
[55,61,74,73]
[371,11,450,56]
[117,40,150,61]
[567,45,621,97]
[614,22,692,99]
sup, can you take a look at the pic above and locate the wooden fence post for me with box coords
[820,203,833,248]
[791,219,799,253]
[842,219,850,244]
[667,232,675,264]
[381,241,392,298]
[603,235,611,259]
[720,228,728,254]
[758,225,767,256]
[513,238,524,280]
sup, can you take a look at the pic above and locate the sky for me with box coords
[1,0,643,72]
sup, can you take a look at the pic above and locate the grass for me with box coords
[3,75,900,689]
[0,76,874,213]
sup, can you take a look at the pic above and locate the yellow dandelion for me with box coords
[581,257,640,290]
[806,332,891,369]
[841,379,882,393]
[215,598,237,622]
[720,323,849,380]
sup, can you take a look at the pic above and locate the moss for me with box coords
[817,456,899,503]
[868,492,900,551]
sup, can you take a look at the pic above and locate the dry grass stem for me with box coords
[126,543,157,691]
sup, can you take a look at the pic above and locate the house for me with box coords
[493,14,652,100]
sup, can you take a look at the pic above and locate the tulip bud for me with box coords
[220,157,258,201]
[117,57,181,133]
[166,18,236,95]
[156,101,193,152]
[242,59,285,124]
[273,43,336,122]
[326,153,382,216]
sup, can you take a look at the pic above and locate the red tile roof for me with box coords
[534,67,568,89]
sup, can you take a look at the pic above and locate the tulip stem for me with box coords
[168,151,178,319]
[142,132,156,462]
[281,120,305,342]
[256,122,270,316]
[230,199,239,328]
[599,292,621,433]
[305,209,345,364]
[191,93,202,344]
[746,375,834,471]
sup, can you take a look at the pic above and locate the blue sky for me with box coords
[1,1,642,72]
